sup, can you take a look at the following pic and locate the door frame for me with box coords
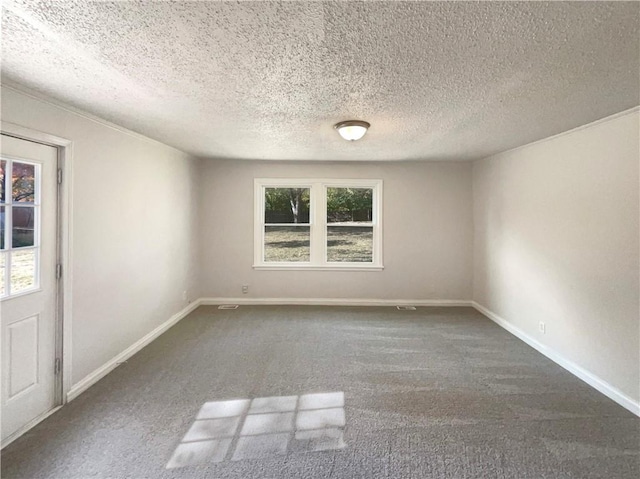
[1,121,73,448]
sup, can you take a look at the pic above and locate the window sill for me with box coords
[253,264,384,272]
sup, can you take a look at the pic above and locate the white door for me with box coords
[1,134,59,444]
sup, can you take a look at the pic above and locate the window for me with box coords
[1,158,40,298]
[254,179,383,270]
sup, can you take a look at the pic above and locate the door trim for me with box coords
[0,122,73,448]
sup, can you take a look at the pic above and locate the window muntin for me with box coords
[1,157,41,298]
[255,179,382,270]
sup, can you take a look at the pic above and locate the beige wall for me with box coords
[473,109,640,403]
[198,160,473,301]
[5,85,636,411]
[1,86,200,385]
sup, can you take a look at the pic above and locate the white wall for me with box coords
[1,86,200,386]
[198,160,473,301]
[473,109,640,405]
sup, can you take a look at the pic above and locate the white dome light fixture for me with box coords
[334,120,370,141]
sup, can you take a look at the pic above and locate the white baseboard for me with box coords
[199,297,472,307]
[471,301,640,417]
[66,297,465,402]
[66,298,638,418]
[66,300,201,402]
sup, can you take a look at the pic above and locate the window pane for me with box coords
[0,160,6,203]
[327,188,372,224]
[265,226,310,262]
[11,249,36,293]
[327,226,373,262]
[12,162,36,203]
[0,252,5,296]
[0,206,4,250]
[12,206,35,248]
[265,188,309,224]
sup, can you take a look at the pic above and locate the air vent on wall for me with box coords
[396,306,417,311]
[218,305,239,310]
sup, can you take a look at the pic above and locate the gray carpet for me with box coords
[1,306,638,478]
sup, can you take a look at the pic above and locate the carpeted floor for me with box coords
[1,306,638,478]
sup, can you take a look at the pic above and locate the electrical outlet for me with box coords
[539,322,546,334]
[182,290,188,301]
[242,285,249,294]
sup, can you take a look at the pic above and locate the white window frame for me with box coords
[254,178,383,271]
[1,156,42,299]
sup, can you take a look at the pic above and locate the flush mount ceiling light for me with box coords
[334,120,370,141]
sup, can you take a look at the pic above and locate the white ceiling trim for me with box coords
[0,81,190,156]
[476,105,640,163]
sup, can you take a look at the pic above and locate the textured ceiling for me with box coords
[1,1,639,161]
